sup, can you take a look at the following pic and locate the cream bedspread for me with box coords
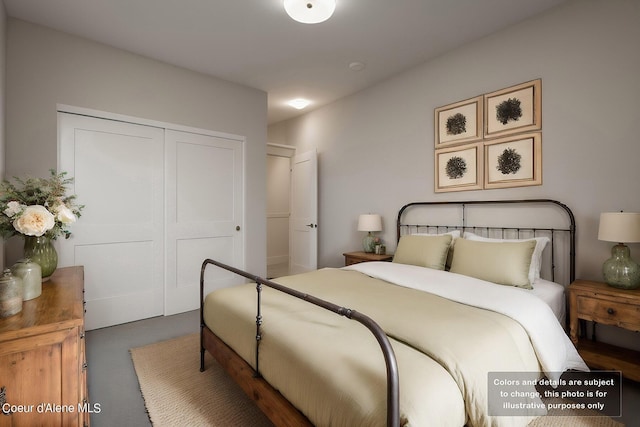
[345,262,588,381]
[203,265,578,427]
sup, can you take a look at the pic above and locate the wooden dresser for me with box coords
[0,266,89,426]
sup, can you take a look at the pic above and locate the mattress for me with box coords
[527,278,566,325]
[203,262,587,427]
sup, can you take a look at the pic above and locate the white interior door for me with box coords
[58,113,165,330]
[290,150,317,274]
[164,130,244,315]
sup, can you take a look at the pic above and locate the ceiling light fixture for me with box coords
[348,61,366,72]
[284,0,336,24]
[287,98,312,109]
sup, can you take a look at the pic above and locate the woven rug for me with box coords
[131,334,623,427]
[131,334,273,426]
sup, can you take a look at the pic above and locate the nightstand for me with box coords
[568,279,640,381]
[343,251,393,266]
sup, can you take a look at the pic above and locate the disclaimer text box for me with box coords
[488,371,621,417]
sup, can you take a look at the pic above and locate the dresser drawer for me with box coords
[576,295,640,331]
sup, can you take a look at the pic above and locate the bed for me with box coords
[200,199,589,427]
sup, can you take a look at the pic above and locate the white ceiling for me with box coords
[3,0,565,124]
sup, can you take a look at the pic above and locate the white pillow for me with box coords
[463,231,550,285]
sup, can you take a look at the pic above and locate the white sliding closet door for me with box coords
[58,111,245,328]
[58,113,165,330]
[164,130,244,315]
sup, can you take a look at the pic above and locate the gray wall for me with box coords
[269,0,640,282]
[6,19,268,275]
[269,0,640,350]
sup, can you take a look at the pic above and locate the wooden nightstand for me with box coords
[343,251,393,266]
[568,279,640,381]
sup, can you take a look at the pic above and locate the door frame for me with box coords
[57,104,246,143]
[266,143,296,277]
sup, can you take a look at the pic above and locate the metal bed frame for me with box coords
[199,259,400,427]
[199,199,576,427]
[397,199,576,283]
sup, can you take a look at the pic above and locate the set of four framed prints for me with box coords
[434,79,541,193]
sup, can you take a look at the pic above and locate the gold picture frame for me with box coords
[484,79,541,138]
[434,96,483,148]
[435,142,483,193]
[484,132,542,189]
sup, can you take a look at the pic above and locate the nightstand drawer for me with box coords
[576,295,640,331]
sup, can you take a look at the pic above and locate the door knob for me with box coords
[236,226,241,231]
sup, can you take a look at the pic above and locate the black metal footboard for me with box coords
[200,258,401,427]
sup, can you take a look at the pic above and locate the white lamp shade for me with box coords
[284,0,336,24]
[598,212,640,243]
[358,214,382,232]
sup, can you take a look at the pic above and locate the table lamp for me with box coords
[598,212,640,289]
[358,214,382,253]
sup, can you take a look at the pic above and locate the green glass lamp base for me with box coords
[362,233,376,253]
[602,244,640,290]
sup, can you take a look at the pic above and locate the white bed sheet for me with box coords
[526,278,566,325]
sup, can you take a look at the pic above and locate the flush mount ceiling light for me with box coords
[284,0,336,24]
[348,61,366,72]
[287,98,312,109]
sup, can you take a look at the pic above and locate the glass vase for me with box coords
[23,236,58,281]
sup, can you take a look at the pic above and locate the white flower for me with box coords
[54,203,77,225]
[13,205,56,236]
[4,201,24,217]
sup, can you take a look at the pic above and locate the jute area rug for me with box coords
[131,334,273,426]
[130,334,623,427]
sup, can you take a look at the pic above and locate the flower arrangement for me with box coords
[0,170,84,240]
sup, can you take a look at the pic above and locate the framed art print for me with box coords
[484,132,541,189]
[434,96,483,148]
[484,79,541,138]
[435,142,483,193]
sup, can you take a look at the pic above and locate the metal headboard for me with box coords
[396,199,576,284]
